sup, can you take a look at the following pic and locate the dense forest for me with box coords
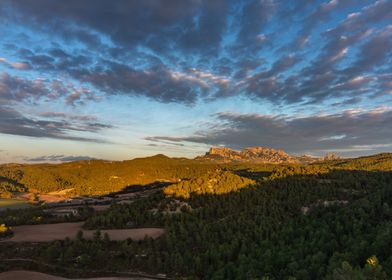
[1,153,392,279]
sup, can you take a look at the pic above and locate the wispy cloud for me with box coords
[25,155,97,162]
[0,106,112,143]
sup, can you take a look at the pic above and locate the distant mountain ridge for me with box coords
[0,150,391,200]
[196,147,319,164]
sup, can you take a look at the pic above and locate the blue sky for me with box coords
[0,0,391,163]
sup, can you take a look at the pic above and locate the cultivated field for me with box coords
[0,270,154,280]
[4,222,165,242]
[0,199,31,211]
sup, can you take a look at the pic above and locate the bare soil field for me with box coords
[0,270,154,280]
[3,222,165,242]
[39,194,67,203]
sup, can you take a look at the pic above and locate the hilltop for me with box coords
[0,155,219,199]
[164,170,256,198]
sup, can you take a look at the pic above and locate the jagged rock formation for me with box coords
[197,147,300,164]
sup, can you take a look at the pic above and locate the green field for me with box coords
[0,199,30,211]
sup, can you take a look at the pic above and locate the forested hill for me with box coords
[0,152,391,198]
[0,155,220,197]
[164,170,256,198]
[322,153,392,171]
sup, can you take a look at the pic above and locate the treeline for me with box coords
[0,206,95,227]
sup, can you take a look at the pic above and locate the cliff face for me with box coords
[207,147,243,161]
[198,147,300,164]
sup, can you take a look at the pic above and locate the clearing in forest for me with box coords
[0,270,154,279]
[4,222,165,242]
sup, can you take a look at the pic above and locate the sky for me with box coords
[0,0,391,163]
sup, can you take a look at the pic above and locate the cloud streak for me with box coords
[0,106,112,143]
[25,155,97,162]
[0,73,101,106]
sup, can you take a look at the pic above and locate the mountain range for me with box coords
[196,147,321,164]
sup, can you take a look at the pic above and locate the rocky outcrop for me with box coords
[197,147,300,164]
